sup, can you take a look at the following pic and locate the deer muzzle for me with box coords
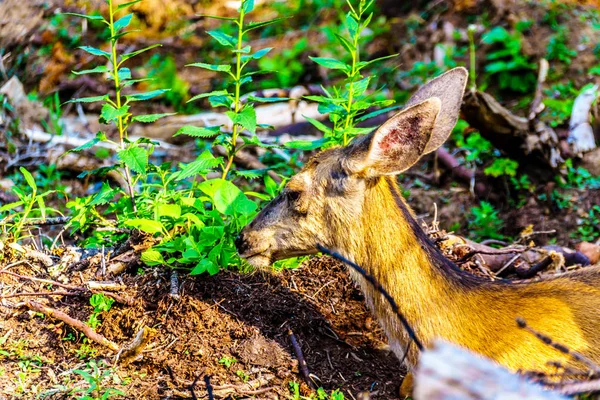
[235,230,273,268]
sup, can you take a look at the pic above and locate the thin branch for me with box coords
[288,329,317,390]
[25,300,119,351]
[517,317,600,375]
[317,244,423,351]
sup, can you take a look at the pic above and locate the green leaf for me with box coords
[140,249,165,266]
[63,12,106,22]
[126,89,169,102]
[356,105,400,122]
[188,90,230,103]
[227,107,256,134]
[234,169,265,180]
[132,113,176,123]
[117,0,142,10]
[65,95,108,104]
[242,0,255,13]
[309,57,349,71]
[190,258,214,275]
[117,67,131,81]
[79,46,110,58]
[251,47,272,59]
[101,104,130,122]
[198,179,257,216]
[72,66,109,75]
[64,132,107,154]
[120,44,161,62]
[246,95,289,103]
[284,137,329,150]
[78,165,120,179]
[304,116,331,135]
[118,146,148,174]
[174,125,221,138]
[125,218,164,234]
[207,30,236,47]
[20,167,37,192]
[244,16,290,32]
[157,204,181,219]
[114,13,133,31]
[90,183,119,206]
[176,150,222,180]
[334,33,354,54]
[187,62,231,72]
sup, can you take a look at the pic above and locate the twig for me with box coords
[25,300,119,351]
[0,270,80,290]
[480,239,509,247]
[204,375,214,400]
[189,374,200,400]
[529,58,549,121]
[494,254,520,276]
[317,244,423,351]
[288,329,317,390]
[456,247,527,264]
[515,256,553,279]
[517,317,600,375]
[1,290,80,299]
[170,270,180,300]
[553,379,600,396]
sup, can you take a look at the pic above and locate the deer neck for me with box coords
[333,177,478,357]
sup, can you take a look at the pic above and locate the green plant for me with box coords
[483,158,519,178]
[298,0,397,148]
[468,201,506,241]
[288,381,345,400]
[87,293,114,330]
[41,360,125,399]
[219,356,237,368]
[546,26,576,64]
[558,159,600,190]
[0,167,57,244]
[236,369,249,382]
[65,0,172,212]
[573,205,600,242]
[144,54,194,112]
[481,26,536,93]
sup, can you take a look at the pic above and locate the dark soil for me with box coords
[0,257,402,399]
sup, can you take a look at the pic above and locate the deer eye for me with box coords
[286,190,301,202]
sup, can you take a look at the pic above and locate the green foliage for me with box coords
[558,159,600,190]
[468,201,506,241]
[219,356,237,368]
[297,0,397,148]
[481,26,536,93]
[483,158,519,178]
[40,360,125,399]
[144,54,194,112]
[87,293,114,330]
[546,26,576,64]
[0,167,57,245]
[542,82,577,127]
[451,120,494,164]
[573,205,600,242]
[288,381,345,400]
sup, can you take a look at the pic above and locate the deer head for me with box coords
[236,67,468,268]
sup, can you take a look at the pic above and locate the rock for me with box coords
[575,242,600,265]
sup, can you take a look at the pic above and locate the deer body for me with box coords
[235,68,600,391]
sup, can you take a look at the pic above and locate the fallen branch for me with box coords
[25,300,119,351]
[568,84,598,155]
[288,329,317,390]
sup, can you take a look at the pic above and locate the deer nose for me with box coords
[235,232,248,255]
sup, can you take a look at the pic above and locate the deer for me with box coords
[235,67,600,396]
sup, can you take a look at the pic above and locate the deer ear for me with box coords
[344,97,441,177]
[405,67,468,154]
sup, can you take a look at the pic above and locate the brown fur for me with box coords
[236,67,600,392]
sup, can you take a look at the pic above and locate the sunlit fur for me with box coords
[238,147,600,380]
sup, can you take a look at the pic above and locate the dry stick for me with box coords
[554,379,600,396]
[455,247,527,265]
[288,329,317,390]
[515,256,553,279]
[1,290,80,299]
[317,244,424,351]
[189,374,200,400]
[25,300,119,351]
[516,317,600,375]
[204,375,215,400]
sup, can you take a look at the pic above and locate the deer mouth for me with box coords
[245,253,273,268]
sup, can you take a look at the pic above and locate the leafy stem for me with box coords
[108,0,136,210]
[222,6,247,179]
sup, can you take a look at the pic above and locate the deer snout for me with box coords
[235,229,272,268]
